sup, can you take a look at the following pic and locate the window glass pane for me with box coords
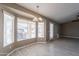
[30,22,36,38]
[17,18,29,41]
[17,18,36,41]
[38,22,44,37]
[50,23,54,39]
[4,11,14,47]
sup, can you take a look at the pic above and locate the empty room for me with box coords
[0,3,79,56]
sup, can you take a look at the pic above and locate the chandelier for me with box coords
[33,5,43,22]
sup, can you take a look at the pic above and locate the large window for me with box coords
[4,11,14,47]
[3,10,45,47]
[17,18,28,41]
[17,18,36,41]
[38,22,44,37]
[49,23,54,39]
[30,22,36,38]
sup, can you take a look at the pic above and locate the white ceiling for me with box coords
[18,3,79,23]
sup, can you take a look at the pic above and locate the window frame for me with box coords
[38,22,45,38]
[30,21,36,38]
[49,22,54,39]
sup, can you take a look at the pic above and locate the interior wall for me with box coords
[0,7,5,56]
[60,21,79,38]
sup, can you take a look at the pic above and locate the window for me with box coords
[38,22,44,37]
[30,22,36,38]
[17,18,36,41]
[17,18,28,41]
[50,23,54,39]
[4,11,14,47]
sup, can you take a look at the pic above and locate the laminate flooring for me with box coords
[10,38,79,56]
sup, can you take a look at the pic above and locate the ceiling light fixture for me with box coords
[33,5,43,22]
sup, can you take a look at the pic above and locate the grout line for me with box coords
[7,42,46,56]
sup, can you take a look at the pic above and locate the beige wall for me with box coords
[0,4,59,56]
[60,21,79,38]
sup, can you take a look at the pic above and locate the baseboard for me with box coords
[63,36,79,39]
[7,42,46,56]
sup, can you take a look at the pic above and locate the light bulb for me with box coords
[38,17,43,21]
[33,17,38,21]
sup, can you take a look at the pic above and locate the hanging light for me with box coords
[33,17,38,21]
[38,17,43,21]
[33,5,43,22]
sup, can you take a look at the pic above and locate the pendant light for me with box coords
[33,5,43,22]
